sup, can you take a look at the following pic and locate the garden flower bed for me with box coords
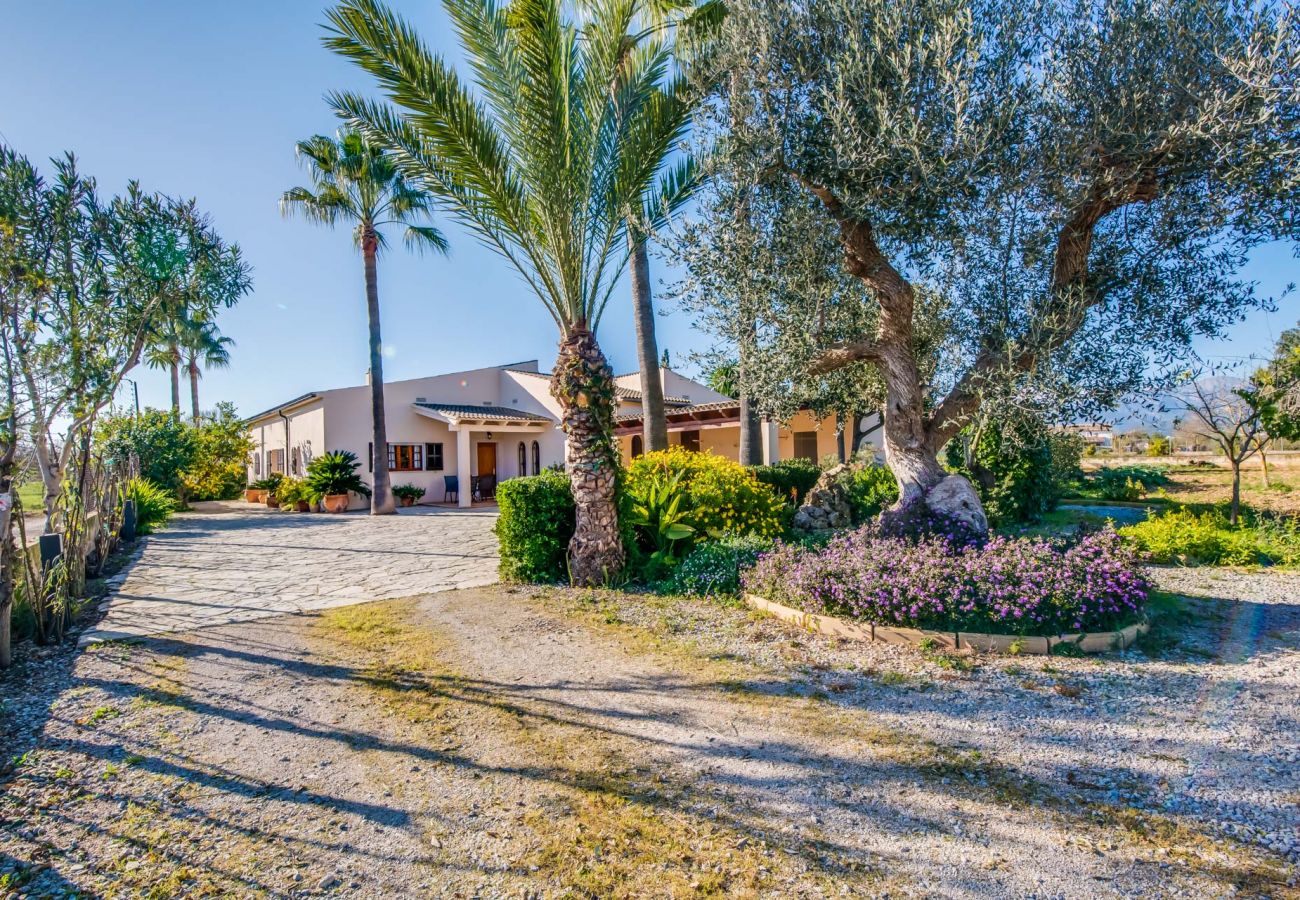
[742,525,1150,654]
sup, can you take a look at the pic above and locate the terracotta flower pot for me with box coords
[295,500,311,512]
[244,489,263,503]
[400,496,415,507]
[266,496,280,509]
[323,493,349,514]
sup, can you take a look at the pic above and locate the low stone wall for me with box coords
[743,593,1148,655]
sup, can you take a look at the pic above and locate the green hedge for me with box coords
[494,470,575,583]
[751,458,821,506]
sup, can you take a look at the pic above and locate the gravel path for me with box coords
[0,566,1296,898]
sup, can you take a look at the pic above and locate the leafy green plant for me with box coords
[305,450,371,498]
[1119,508,1258,565]
[945,416,1081,525]
[97,410,196,497]
[625,471,698,570]
[391,484,426,502]
[494,471,575,583]
[122,478,175,534]
[274,478,314,510]
[670,535,774,597]
[842,465,900,523]
[752,459,821,505]
[625,448,784,544]
[249,474,283,492]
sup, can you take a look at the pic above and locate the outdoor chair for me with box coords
[479,475,496,500]
[443,475,459,503]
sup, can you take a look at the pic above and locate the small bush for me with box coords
[392,484,426,502]
[274,478,313,509]
[1119,507,1300,566]
[250,473,283,492]
[842,465,899,523]
[625,448,784,544]
[1076,465,1171,501]
[670,535,774,597]
[945,416,1081,525]
[752,459,821,506]
[745,525,1148,634]
[494,470,575,583]
[123,478,175,534]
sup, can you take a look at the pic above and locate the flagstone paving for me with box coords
[79,500,499,643]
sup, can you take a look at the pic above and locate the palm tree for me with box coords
[620,0,718,453]
[281,130,448,515]
[325,0,694,584]
[182,318,234,423]
[145,321,185,415]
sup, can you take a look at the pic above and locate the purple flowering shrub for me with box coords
[743,525,1149,635]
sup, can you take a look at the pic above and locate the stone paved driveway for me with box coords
[79,501,499,643]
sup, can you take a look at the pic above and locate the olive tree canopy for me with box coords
[678,0,1299,527]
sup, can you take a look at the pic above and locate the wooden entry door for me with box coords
[476,442,497,477]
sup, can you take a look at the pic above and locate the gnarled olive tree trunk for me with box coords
[552,325,625,585]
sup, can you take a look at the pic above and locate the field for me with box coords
[1083,453,1300,516]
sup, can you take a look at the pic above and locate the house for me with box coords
[1060,422,1114,451]
[245,359,883,509]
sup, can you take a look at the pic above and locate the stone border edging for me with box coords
[743,593,1148,655]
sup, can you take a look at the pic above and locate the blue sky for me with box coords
[1,0,1295,418]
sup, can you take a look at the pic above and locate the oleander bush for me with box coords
[670,534,774,597]
[744,524,1149,634]
[625,448,784,544]
[495,470,575,583]
[123,477,176,534]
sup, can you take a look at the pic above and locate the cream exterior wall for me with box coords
[616,412,885,467]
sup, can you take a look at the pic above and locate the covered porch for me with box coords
[413,403,554,508]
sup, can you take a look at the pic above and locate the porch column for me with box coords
[760,419,779,464]
[456,427,472,508]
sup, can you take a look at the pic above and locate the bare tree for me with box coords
[1175,376,1265,524]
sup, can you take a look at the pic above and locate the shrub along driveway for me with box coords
[79,501,499,643]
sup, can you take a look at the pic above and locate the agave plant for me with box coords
[323,0,694,584]
[625,470,697,569]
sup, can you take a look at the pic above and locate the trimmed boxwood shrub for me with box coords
[494,470,575,583]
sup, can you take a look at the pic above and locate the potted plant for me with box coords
[261,473,285,508]
[306,450,371,514]
[246,475,279,503]
[275,478,314,512]
[392,484,426,507]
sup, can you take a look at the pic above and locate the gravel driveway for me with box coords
[79,501,499,643]
[1,564,1296,897]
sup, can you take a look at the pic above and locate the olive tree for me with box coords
[680,0,1298,530]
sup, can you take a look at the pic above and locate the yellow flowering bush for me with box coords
[624,447,785,543]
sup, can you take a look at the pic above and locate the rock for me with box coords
[792,464,855,534]
[317,873,341,890]
[924,474,988,534]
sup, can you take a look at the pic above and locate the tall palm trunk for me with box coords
[168,346,181,415]
[628,233,667,452]
[363,227,396,515]
[552,324,624,585]
[188,357,201,424]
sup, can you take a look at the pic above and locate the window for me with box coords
[388,443,424,472]
[425,443,444,471]
[793,431,818,462]
[251,454,261,476]
[680,430,700,452]
[268,449,285,474]
[630,435,644,458]
[518,442,527,476]
[531,441,541,474]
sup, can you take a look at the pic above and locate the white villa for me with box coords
[245,359,882,508]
